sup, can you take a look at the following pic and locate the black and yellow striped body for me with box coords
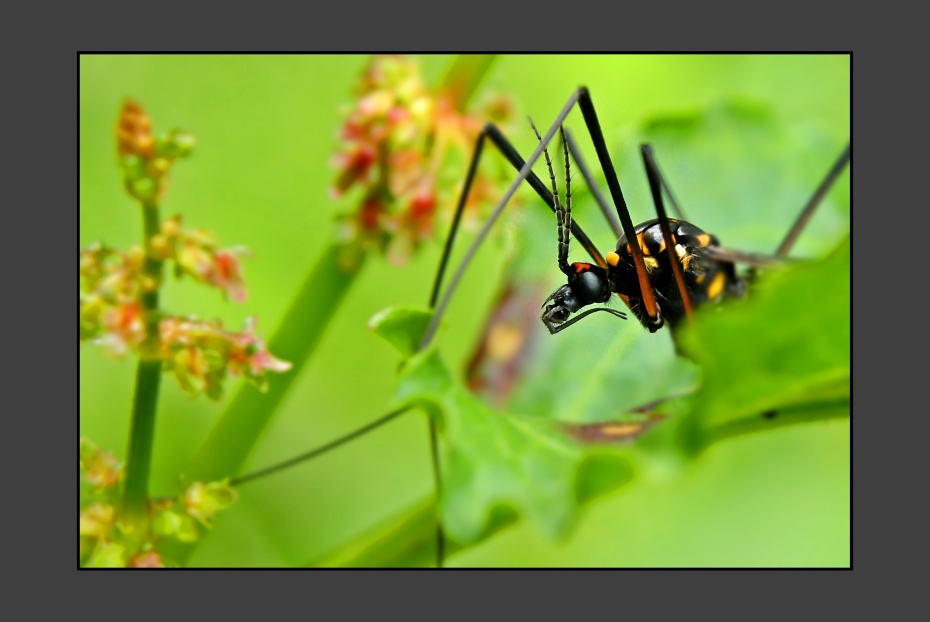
[605,218,745,331]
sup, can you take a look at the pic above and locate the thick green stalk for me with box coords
[441,55,498,110]
[181,55,499,566]
[121,361,162,526]
[186,55,500,485]
[121,201,164,528]
[185,243,364,482]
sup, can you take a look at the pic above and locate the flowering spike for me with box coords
[331,55,512,264]
[159,316,291,400]
[116,99,194,202]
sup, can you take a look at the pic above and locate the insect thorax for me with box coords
[606,218,745,329]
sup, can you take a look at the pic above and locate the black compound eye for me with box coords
[575,270,606,303]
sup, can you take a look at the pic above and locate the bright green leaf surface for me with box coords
[678,239,850,449]
[391,343,635,543]
[368,306,433,358]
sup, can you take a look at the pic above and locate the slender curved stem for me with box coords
[231,407,412,486]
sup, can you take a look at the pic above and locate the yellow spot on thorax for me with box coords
[707,271,726,300]
[606,251,620,267]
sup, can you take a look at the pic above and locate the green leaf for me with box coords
[372,308,639,544]
[368,306,433,357]
[617,99,850,258]
[676,238,850,451]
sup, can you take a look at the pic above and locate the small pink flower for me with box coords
[98,302,146,356]
[171,223,250,302]
[210,250,247,303]
[230,317,292,376]
[158,316,290,399]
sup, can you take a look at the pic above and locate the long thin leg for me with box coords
[564,129,622,238]
[429,122,608,307]
[776,143,850,257]
[423,87,658,349]
[576,88,659,325]
[643,146,686,220]
[641,144,693,321]
[422,90,585,349]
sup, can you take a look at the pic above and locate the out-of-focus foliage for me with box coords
[362,225,848,557]
[80,55,849,567]
[678,238,850,448]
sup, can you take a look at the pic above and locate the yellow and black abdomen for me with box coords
[604,218,745,330]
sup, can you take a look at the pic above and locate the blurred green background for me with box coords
[79,54,849,566]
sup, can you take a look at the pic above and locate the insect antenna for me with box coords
[776,143,850,257]
[564,128,622,237]
[530,117,571,276]
[547,307,627,334]
[641,144,693,321]
[561,125,572,270]
[429,123,608,309]
[425,87,660,347]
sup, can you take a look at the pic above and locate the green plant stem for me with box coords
[230,406,411,486]
[691,399,850,451]
[122,360,162,526]
[180,54,499,566]
[121,200,164,528]
[185,55,499,485]
[442,55,498,110]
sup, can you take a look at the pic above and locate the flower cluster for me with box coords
[116,99,195,203]
[79,244,147,354]
[80,219,287,398]
[157,215,249,302]
[160,316,290,399]
[332,54,511,265]
[80,437,238,568]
